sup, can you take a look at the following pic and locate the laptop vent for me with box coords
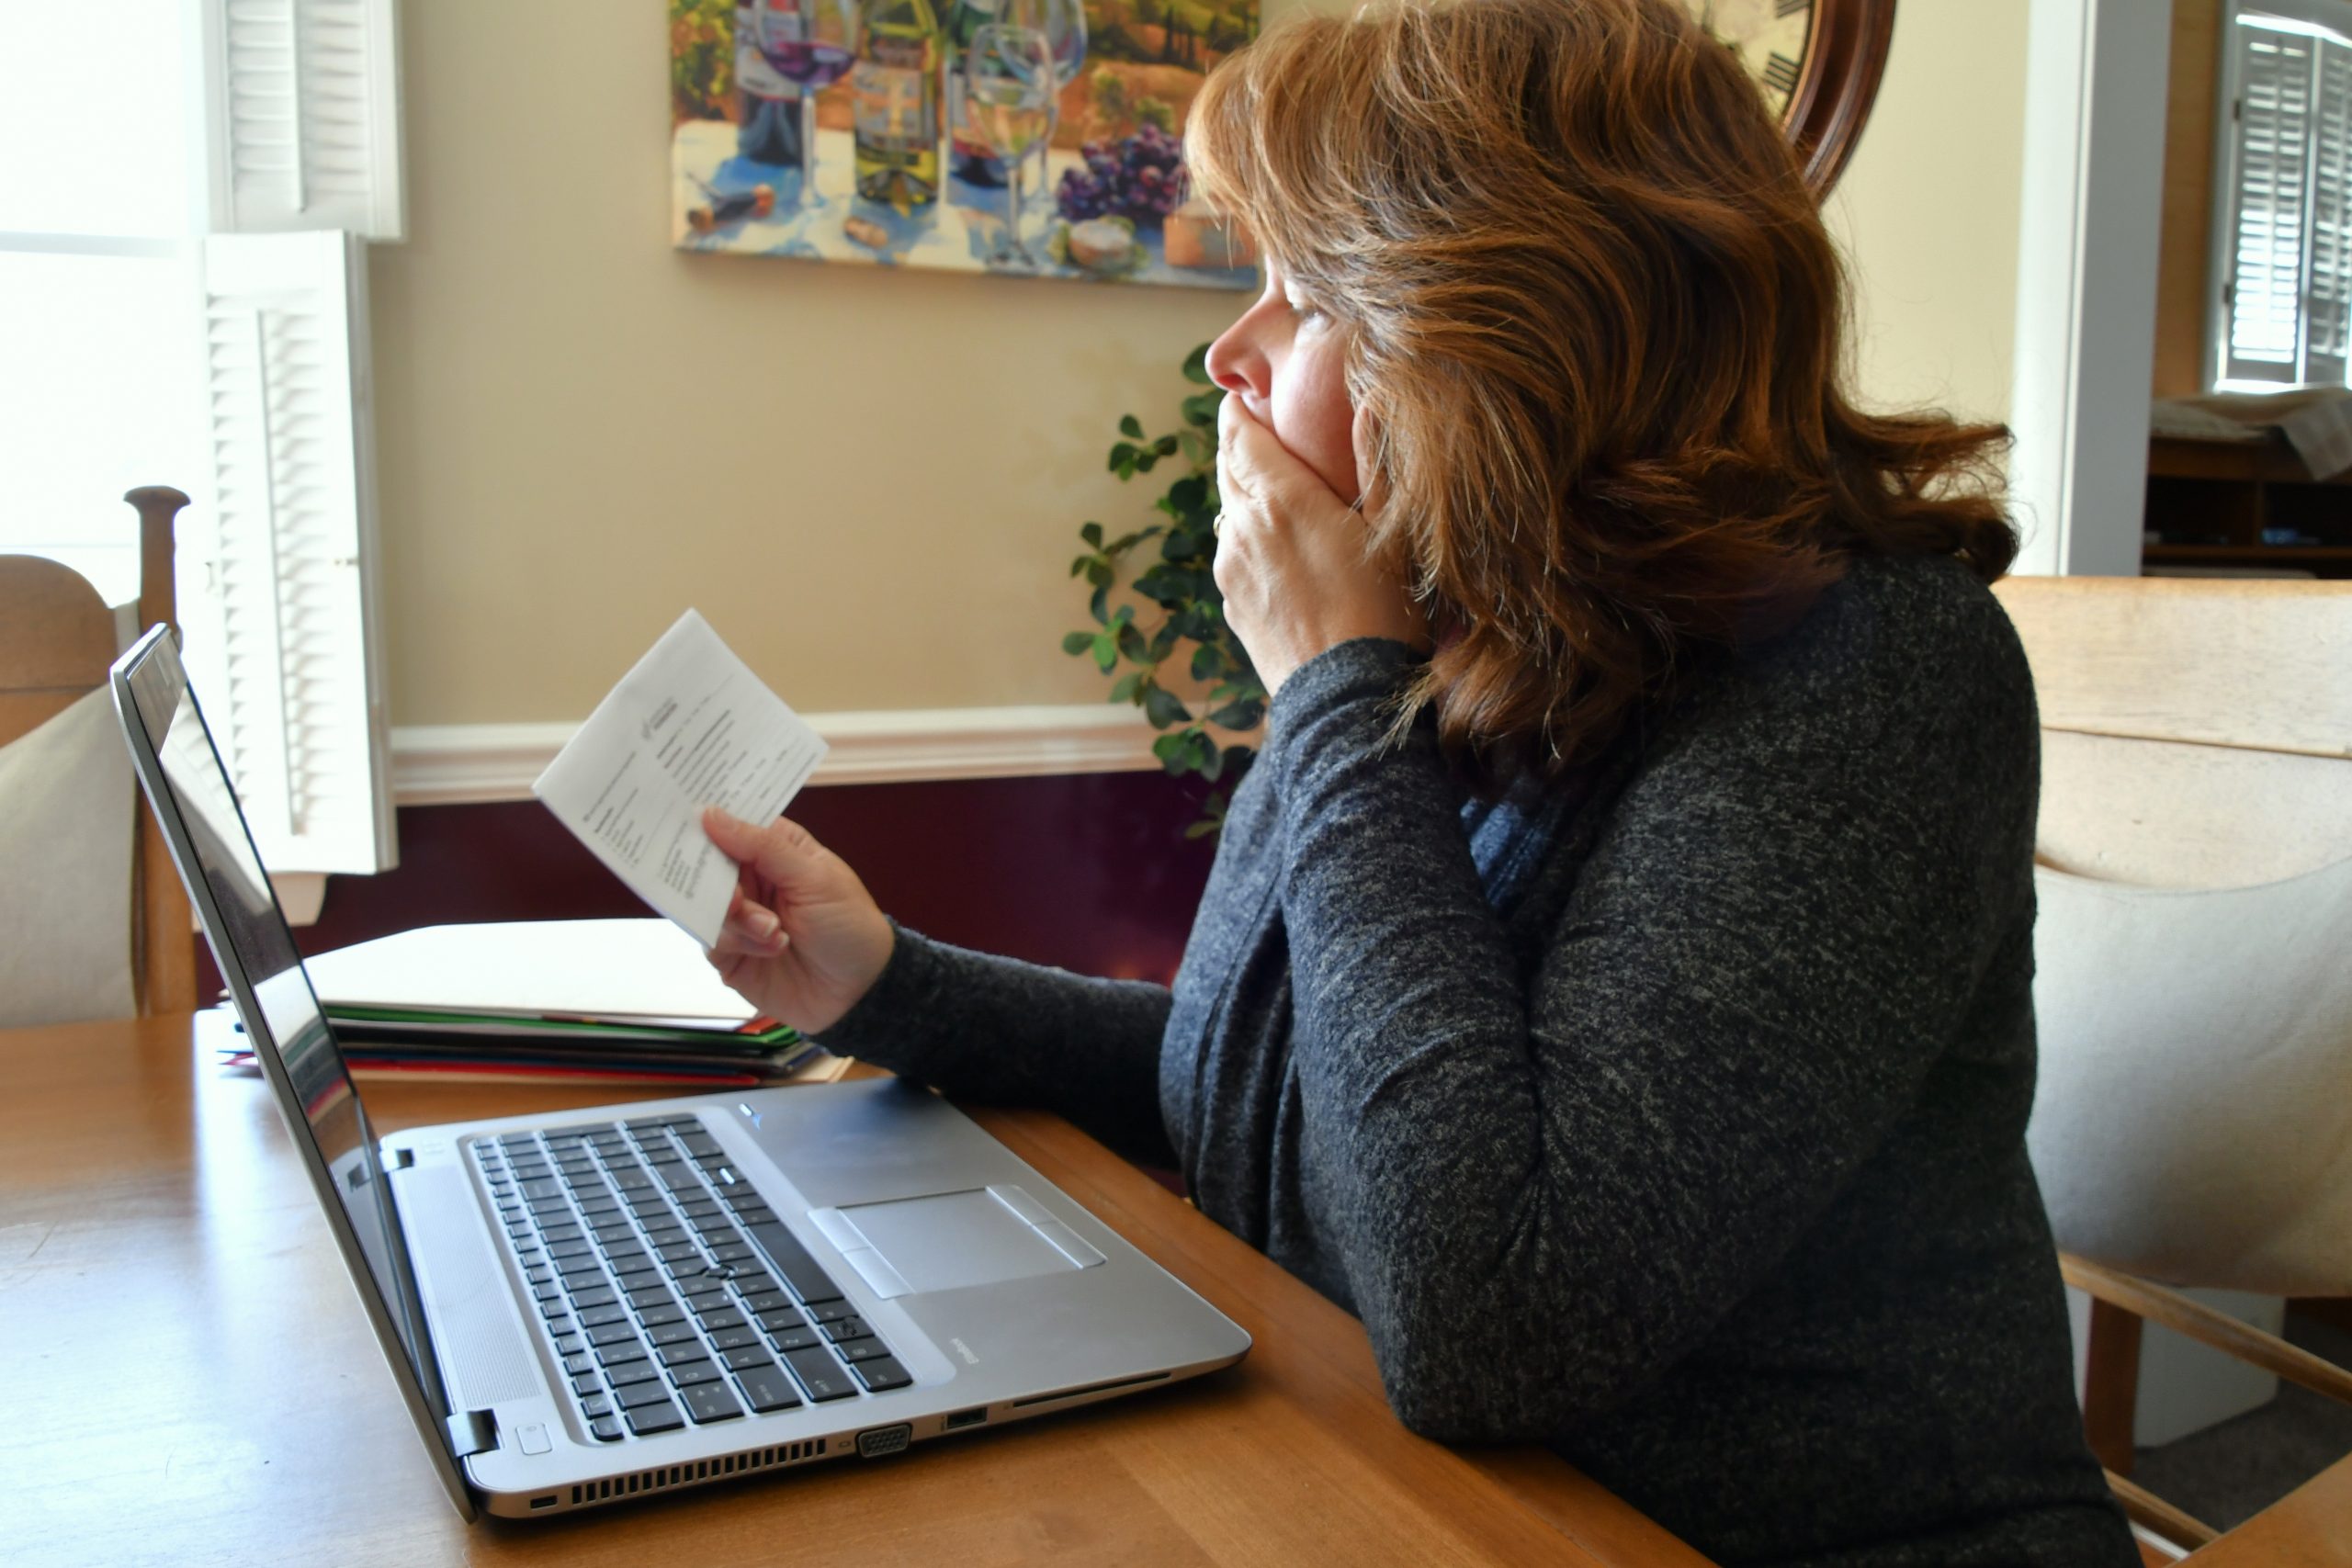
[566,1437,830,1507]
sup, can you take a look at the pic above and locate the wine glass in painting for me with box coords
[964,23,1057,264]
[1001,0,1086,203]
[753,0,859,207]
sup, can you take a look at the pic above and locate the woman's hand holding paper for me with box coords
[700,808,895,1037]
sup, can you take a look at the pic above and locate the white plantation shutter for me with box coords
[2307,39,2352,383]
[2223,22,2315,385]
[181,231,394,874]
[2215,5,2352,389]
[197,0,405,240]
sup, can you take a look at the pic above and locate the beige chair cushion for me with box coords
[0,687,136,1026]
[2027,855,2352,1298]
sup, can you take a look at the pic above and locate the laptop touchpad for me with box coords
[831,1189,1077,1295]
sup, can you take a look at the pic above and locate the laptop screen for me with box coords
[114,632,430,1394]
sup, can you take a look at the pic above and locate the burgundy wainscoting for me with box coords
[196,769,1222,998]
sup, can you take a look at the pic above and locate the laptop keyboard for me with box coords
[469,1113,912,1441]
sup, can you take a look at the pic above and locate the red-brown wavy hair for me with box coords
[1186,0,2015,785]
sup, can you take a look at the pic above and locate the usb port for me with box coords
[527,1495,559,1510]
[943,1407,988,1431]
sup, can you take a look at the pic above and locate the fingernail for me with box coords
[746,909,779,941]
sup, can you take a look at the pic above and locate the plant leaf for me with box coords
[1091,632,1117,672]
[1108,671,1142,705]
[1080,521,1103,547]
[1209,699,1264,730]
[1060,630,1093,656]
[1181,389,1224,426]
[1191,643,1226,681]
[1181,342,1214,385]
[1142,685,1193,728]
[1089,581,1110,624]
[1118,414,1144,439]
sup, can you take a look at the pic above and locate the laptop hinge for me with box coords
[446,1410,498,1459]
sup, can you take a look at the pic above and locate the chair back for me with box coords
[0,488,197,1020]
[1994,576,2352,1299]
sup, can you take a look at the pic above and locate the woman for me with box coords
[702,1,2139,1562]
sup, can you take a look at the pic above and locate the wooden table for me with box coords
[1,1014,1712,1568]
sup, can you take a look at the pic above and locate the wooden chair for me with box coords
[1993,575,2352,1563]
[0,486,198,1018]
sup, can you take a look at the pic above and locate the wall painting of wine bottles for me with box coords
[670,0,1260,288]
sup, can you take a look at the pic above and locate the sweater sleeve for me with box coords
[1267,617,2035,1440]
[812,926,1178,1168]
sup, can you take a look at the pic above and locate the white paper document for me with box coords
[533,611,827,945]
[303,919,757,1021]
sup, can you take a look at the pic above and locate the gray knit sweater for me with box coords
[819,554,2139,1567]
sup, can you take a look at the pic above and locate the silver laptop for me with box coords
[111,625,1249,1519]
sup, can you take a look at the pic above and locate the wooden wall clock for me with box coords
[1681,1,1899,191]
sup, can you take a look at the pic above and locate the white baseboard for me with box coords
[390,704,1170,806]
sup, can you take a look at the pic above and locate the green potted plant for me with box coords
[1062,344,1266,837]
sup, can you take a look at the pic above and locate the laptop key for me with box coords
[752,1303,803,1331]
[578,1305,630,1330]
[567,1288,617,1311]
[736,1363,803,1413]
[590,1416,625,1442]
[697,1308,747,1333]
[853,1355,913,1393]
[803,1300,854,1324]
[719,1346,775,1374]
[783,1347,857,1402]
[571,1373,602,1398]
[822,1316,872,1343]
[668,1359,722,1388]
[834,1337,890,1363]
[681,1382,743,1424]
[646,1320,700,1348]
[608,1367,666,1400]
[654,1340,708,1369]
[582,1394,614,1418]
[520,1179,564,1201]
[596,1340,654,1368]
[586,1322,639,1348]
[638,1305,687,1329]
[741,1220,846,1304]
[625,1400,684,1436]
[563,1353,596,1378]
[768,1324,821,1353]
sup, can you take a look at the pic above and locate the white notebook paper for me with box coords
[532,610,827,945]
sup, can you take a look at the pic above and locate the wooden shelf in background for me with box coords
[2144,545,2352,564]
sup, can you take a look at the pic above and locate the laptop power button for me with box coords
[855,1424,912,1460]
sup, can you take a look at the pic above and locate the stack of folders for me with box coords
[209,918,846,1088]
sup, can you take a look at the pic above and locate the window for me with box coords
[0,0,205,604]
[0,0,403,877]
[2213,0,2352,389]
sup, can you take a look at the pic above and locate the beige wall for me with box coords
[375,0,2033,728]
[1821,0,2030,428]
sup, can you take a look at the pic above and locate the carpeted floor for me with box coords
[2129,1309,2352,1531]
